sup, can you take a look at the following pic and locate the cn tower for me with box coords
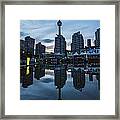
[54,20,66,56]
[57,20,62,35]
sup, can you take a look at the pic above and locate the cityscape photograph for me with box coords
[20,20,100,100]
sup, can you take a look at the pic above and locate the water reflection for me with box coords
[20,66,33,88]
[20,64,100,100]
[72,68,85,92]
[54,66,67,100]
[34,64,45,80]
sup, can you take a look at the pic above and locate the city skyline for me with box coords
[20,20,100,100]
[20,20,100,52]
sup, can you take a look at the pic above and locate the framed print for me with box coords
[0,0,119,119]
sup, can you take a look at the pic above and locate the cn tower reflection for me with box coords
[54,66,67,100]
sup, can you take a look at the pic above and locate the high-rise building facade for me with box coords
[71,31,84,54]
[35,42,45,58]
[87,39,91,48]
[25,36,35,56]
[20,39,25,51]
[95,28,100,48]
[54,20,66,56]
[20,39,26,60]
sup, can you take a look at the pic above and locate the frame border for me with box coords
[0,0,119,119]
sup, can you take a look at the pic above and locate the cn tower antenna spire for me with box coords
[57,20,62,35]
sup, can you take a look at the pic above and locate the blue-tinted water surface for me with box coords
[20,65,100,100]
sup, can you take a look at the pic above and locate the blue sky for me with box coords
[20,20,100,52]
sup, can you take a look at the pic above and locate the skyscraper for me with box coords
[95,28,100,48]
[71,31,84,54]
[87,39,91,48]
[20,39,25,52]
[35,42,45,58]
[20,39,26,61]
[54,20,66,56]
[25,36,35,57]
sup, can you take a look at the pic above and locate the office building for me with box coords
[25,36,35,57]
[35,42,45,58]
[87,39,91,48]
[95,28,100,48]
[20,39,25,51]
[20,39,26,61]
[71,31,84,54]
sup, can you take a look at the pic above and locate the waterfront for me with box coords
[20,65,100,100]
[20,20,100,100]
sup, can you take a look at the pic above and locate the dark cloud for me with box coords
[41,39,54,43]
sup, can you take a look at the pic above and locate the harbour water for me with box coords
[20,64,100,100]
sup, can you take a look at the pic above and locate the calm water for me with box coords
[20,65,100,100]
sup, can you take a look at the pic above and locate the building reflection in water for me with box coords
[34,64,45,80]
[20,66,33,88]
[20,66,26,83]
[54,66,67,100]
[89,73,93,81]
[96,72,100,90]
[21,65,100,99]
[71,68,85,92]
